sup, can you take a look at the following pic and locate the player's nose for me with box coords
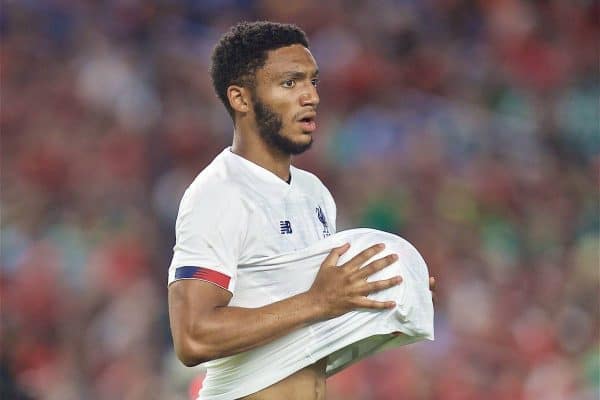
[300,85,319,108]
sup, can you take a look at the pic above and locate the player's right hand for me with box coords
[307,243,401,319]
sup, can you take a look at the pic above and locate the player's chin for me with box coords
[286,134,313,155]
[288,127,312,141]
[300,130,314,139]
[295,132,313,146]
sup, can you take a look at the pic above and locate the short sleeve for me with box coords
[168,183,248,293]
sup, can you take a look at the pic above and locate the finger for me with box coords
[429,276,436,291]
[321,243,350,267]
[352,297,396,310]
[343,243,385,271]
[353,253,398,280]
[430,276,438,305]
[360,276,402,295]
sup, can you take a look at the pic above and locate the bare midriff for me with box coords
[239,358,327,400]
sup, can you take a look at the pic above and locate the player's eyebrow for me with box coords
[277,69,320,80]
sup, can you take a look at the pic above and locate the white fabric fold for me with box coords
[198,228,434,400]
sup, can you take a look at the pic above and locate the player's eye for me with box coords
[311,78,319,87]
[282,79,296,88]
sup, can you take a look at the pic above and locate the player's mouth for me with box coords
[297,113,317,133]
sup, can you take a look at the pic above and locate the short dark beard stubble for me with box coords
[253,98,312,155]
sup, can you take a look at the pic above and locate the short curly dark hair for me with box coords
[210,21,310,118]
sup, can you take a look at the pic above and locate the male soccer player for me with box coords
[168,21,434,400]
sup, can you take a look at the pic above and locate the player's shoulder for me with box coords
[182,151,247,207]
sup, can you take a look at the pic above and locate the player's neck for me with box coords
[231,130,291,182]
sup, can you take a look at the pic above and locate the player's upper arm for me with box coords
[168,182,249,291]
[168,278,233,366]
[167,181,249,365]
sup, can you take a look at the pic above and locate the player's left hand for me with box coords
[429,276,437,304]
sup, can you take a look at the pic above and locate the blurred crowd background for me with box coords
[1,0,598,399]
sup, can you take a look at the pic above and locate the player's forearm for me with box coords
[180,291,323,365]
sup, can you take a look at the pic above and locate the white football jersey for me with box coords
[168,148,434,400]
[169,147,337,299]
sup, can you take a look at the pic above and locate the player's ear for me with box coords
[227,85,251,114]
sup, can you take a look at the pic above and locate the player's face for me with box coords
[252,44,320,155]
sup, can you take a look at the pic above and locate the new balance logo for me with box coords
[279,220,293,234]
